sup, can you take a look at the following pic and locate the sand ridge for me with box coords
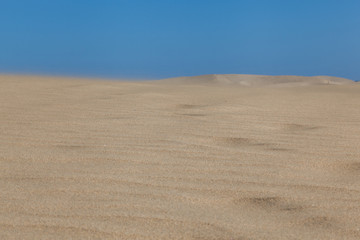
[158,74,354,86]
[0,74,360,239]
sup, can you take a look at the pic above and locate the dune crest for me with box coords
[159,74,354,86]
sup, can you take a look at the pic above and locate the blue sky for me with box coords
[0,0,359,80]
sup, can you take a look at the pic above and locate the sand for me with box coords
[0,74,359,239]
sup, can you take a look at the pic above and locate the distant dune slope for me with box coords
[159,74,354,86]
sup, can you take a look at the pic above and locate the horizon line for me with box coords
[0,72,358,82]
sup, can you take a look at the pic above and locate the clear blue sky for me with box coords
[1,0,359,80]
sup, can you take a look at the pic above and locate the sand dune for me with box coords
[1,74,360,239]
[159,74,354,86]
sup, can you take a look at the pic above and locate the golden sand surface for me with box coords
[1,74,360,239]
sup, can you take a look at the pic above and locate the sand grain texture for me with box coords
[1,74,360,239]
